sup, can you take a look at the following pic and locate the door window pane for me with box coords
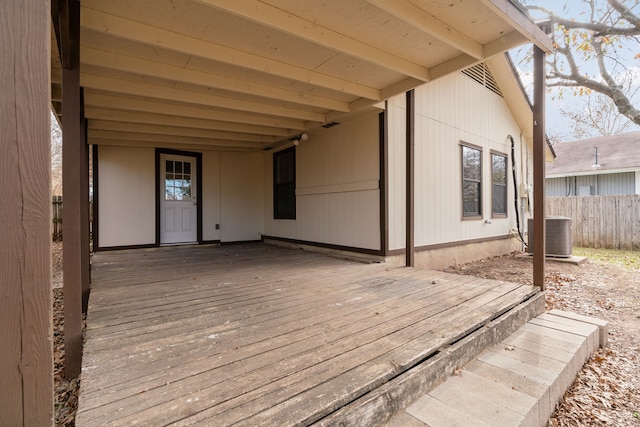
[165,160,192,201]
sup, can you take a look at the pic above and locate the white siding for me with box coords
[387,96,407,251]
[220,152,264,242]
[202,151,221,241]
[264,112,381,250]
[387,72,531,249]
[98,146,156,247]
[98,146,264,247]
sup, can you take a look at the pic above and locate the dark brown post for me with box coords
[406,90,415,267]
[0,1,54,424]
[81,93,91,310]
[533,46,546,290]
[60,0,84,379]
[379,108,388,256]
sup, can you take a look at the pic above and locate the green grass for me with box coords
[573,247,640,270]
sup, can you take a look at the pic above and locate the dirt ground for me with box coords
[52,243,639,426]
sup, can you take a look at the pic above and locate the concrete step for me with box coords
[388,310,607,427]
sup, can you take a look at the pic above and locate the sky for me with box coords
[510,0,640,142]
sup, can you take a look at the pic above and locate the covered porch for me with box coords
[1,1,553,424]
[77,244,543,426]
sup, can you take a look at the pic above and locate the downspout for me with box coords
[406,90,415,267]
[508,135,526,246]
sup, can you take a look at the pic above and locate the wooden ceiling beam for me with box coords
[81,47,351,112]
[51,67,62,84]
[83,107,289,136]
[89,138,255,152]
[80,73,326,122]
[429,53,480,81]
[83,93,306,130]
[428,31,529,83]
[81,7,382,100]
[367,0,484,59]
[51,85,62,102]
[88,120,276,143]
[480,0,554,53]
[484,30,530,57]
[88,129,263,148]
[197,0,430,81]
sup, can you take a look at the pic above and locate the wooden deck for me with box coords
[76,244,538,426]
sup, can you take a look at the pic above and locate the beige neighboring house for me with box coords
[546,132,640,197]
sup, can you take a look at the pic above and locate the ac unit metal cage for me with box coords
[527,217,573,258]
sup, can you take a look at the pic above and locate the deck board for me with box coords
[77,244,536,426]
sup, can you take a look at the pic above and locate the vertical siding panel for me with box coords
[370,69,531,251]
[98,146,156,246]
[267,112,380,250]
[389,97,407,250]
[220,152,264,242]
[202,151,221,241]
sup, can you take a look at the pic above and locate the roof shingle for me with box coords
[546,132,640,176]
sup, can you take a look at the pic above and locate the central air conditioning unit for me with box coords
[527,216,573,258]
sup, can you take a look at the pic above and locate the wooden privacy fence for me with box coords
[546,195,640,250]
[52,195,93,241]
[52,195,63,241]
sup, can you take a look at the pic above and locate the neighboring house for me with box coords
[546,132,640,197]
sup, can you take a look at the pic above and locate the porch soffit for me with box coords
[51,0,551,151]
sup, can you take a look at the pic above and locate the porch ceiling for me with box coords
[51,0,551,151]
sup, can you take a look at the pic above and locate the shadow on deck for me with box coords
[76,244,543,426]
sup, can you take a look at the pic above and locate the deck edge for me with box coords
[313,290,546,427]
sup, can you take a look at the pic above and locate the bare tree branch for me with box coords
[528,0,640,126]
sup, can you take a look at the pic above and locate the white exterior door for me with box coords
[160,154,198,244]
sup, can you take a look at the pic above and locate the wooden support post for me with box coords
[0,1,54,424]
[60,0,84,379]
[379,108,388,256]
[81,93,91,310]
[406,90,415,267]
[533,46,546,290]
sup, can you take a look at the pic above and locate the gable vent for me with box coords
[461,63,503,98]
[322,121,340,128]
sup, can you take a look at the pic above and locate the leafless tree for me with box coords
[559,80,637,138]
[528,0,640,126]
[51,110,63,195]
